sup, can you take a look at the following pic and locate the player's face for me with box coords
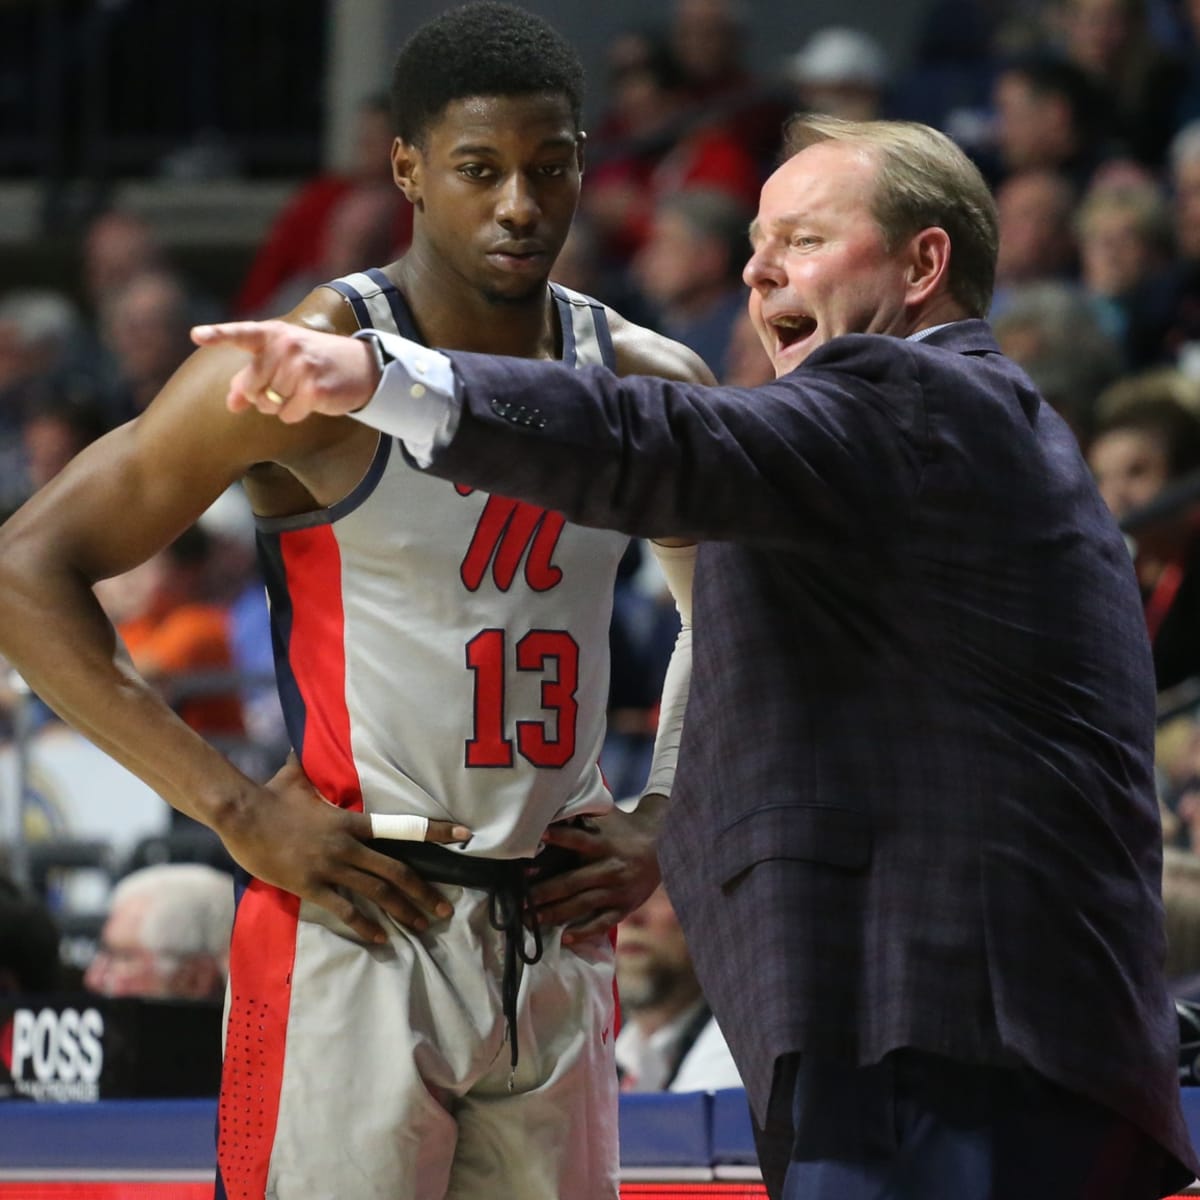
[743,140,913,377]
[397,93,583,304]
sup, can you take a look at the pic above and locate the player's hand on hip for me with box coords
[190,319,381,423]
[530,801,662,944]
[217,754,470,944]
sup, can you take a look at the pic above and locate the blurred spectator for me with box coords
[1172,0,1200,127]
[992,169,1080,308]
[1076,176,1174,344]
[1163,847,1200,985]
[96,525,245,739]
[0,291,88,515]
[1086,385,1200,691]
[12,391,110,510]
[722,308,775,387]
[668,0,789,166]
[989,56,1113,189]
[83,864,233,1000]
[992,280,1124,441]
[887,0,1002,151]
[0,290,82,402]
[1126,120,1200,369]
[786,27,889,123]
[602,542,681,803]
[97,270,196,416]
[1054,0,1187,168]
[0,874,62,995]
[632,188,752,379]
[1086,376,1200,822]
[615,884,741,1092]
[583,31,761,265]
[197,485,286,753]
[81,210,166,314]
[232,93,413,318]
[670,0,746,96]
[249,183,407,318]
[551,215,655,324]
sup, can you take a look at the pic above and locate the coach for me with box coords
[195,114,1197,1199]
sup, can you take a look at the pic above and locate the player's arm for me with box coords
[0,295,464,942]
[531,320,709,938]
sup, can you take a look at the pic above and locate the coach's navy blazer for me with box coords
[428,320,1198,1179]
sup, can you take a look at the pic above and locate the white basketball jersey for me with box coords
[255,271,628,858]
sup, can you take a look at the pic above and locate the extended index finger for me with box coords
[190,320,276,353]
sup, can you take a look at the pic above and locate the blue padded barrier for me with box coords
[7,1090,1200,1176]
[710,1088,757,1164]
[618,1091,712,1167]
[0,1099,216,1170]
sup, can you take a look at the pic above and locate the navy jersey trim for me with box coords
[549,282,616,369]
[254,435,392,533]
[552,284,579,366]
[591,299,616,368]
[255,530,307,762]
[322,277,373,329]
[363,267,423,339]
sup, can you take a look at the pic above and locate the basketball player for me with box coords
[0,5,713,1198]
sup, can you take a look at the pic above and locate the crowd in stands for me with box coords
[15,0,1200,1093]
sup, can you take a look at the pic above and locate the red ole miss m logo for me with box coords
[455,486,578,768]
[456,485,565,592]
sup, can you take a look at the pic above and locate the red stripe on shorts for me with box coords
[217,880,300,1199]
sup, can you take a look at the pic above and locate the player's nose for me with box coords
[496,172,541,231]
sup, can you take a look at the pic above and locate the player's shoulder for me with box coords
[604,307,717,385]
[274,282,362,337]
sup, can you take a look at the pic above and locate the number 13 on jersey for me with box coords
[465,628,580,768]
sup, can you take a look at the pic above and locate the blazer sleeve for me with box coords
[429,334,930,547]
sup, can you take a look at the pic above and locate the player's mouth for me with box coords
[488,244,550,274]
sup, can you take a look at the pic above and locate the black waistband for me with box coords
[364,837,579,889]
[368,835,582,1080]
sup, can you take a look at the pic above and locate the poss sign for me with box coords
[0,1004,105,1101]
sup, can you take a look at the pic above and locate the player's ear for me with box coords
[575,130,587,179]
[392,138,422,207]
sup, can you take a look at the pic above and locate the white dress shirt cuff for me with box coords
[351,329,461,467]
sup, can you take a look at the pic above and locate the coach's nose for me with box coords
[743,240,784,292]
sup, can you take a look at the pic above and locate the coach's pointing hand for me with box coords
[191,319,385,424]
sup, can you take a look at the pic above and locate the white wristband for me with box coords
[369,813,430,841]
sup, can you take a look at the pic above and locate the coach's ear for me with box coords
[392,138,422,208]
[904,226,951,307]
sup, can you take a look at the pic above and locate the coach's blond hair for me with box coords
[784,115,999,318]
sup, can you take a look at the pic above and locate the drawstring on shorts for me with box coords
[365,828,583,1085]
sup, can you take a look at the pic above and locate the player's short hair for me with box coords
[391,2,585,148]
